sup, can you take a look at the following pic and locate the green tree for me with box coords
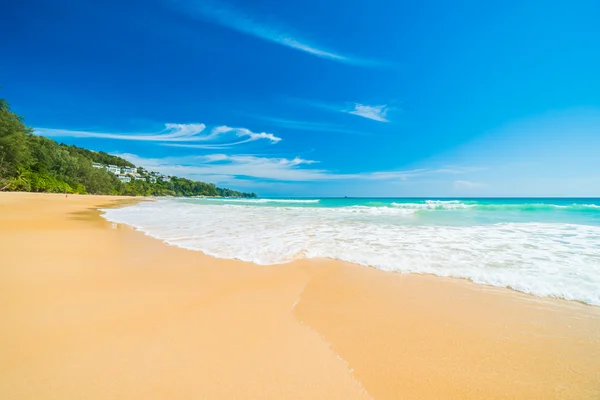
[0,99,32,178]
[5,169,31,191]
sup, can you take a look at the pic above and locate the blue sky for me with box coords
[2,0,600,196]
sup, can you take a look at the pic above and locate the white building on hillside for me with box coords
[91,162,103,169]
[160,176,171,182]
[106,165,120,174]
[122,167,137,175]
[134,176,145,181]
[118,175,131,183]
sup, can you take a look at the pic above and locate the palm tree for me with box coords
[7,168,30,191]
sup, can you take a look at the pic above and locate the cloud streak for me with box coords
[35,124,209,142]
[346,104,389,122]
[116,153,477,183]
[289,97,393,123]
[176,0,379,66]
[35,123,281,148]
[217,126,282,143]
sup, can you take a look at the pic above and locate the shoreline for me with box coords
[102,196,600,307]
[100,200,598,307]
[2,192,599,399]
[105,206,597,308]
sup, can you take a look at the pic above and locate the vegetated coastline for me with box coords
[0,98,256,198]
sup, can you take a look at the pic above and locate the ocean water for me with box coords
[101,198,600,305]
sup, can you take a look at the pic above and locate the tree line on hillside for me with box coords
[0,98,257,198]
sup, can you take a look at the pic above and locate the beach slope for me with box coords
[1,192,599,399]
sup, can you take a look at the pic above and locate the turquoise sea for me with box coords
[103,198,600,305]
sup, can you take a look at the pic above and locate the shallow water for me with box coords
[102,198,600,305]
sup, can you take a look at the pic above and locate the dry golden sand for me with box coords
[1,192,599,399]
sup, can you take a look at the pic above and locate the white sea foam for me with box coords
[391,200,473,210]
[388,201,600,212]
[200,198,320,204]
[102,200,600,306]
[582,204,600,209]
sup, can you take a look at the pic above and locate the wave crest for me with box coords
[201,198,320,204]
[391,200,472,210]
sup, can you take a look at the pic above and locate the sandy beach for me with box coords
[1,192,599,399]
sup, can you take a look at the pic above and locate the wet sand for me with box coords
[1,192,599,399]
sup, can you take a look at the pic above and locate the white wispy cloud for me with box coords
[218,126,282,143]
[35,123,208,142]
[288,97,393,123]
[175,0,379,66]
[346,104,389,122]
[118,153,329,181]
[34,123,281,148]
[165,125,281,149]
[163,123,208,138]
[115,153,475,183]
